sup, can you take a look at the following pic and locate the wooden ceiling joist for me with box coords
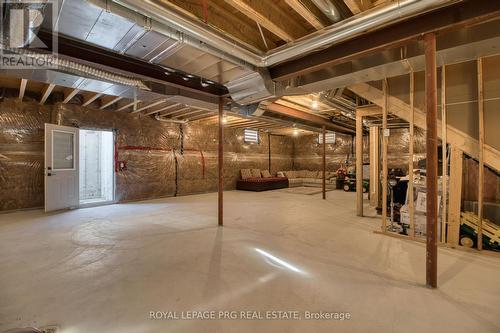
[100,96,123,109]
[19,79,27,100]
[40,83,55,105]
[161,106,190,117]
[223,0,295,41]
[343,0,373,15]
[63,88,80,104]
[82,92,103,107]
[285,0,324,29]
[117,100,139,112]
[131,100,167,114]
[146,103,181,116]
[172,109,206,119]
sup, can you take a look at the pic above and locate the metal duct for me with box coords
[0,43,150,90]
[113,0,460,68]
[310,0,342,22]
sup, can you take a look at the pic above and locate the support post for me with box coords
[425,33,438,288]
[441,65,448,243]
[409,71,416,238]
[268,132,272,172]
[369,126,380,207]
[477,58,484,251]
[448,147,463,247]
[322,126,326,200]
[356,114,363,214]
[218,97,224,227]
[381,79,388,231]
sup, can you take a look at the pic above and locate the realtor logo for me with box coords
[0,0,58,69]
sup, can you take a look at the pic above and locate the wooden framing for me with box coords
[343,0,372,14]
[19,79,27,100]
[356,111,363,216]
[63,88,80,104]
[100,96,123,109]
[130,100,166,114]
[441,65,448,243]
[381,79,388,232]
[223,0,294,41]
[285,0,324,29]
[82,92,103,107]
[369,126,379,207]
[40,84,56,105]
[409,71,416,238]
[477,58,485,251]
[349,83,500,172]
[448,147,463,247]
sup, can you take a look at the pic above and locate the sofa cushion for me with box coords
[241,169,252,179]
[285,170,296,178]
[299,170,309,178]
[251,169,262,178]
[261,170,272,178]
[307,170,319,178]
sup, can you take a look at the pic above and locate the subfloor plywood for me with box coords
[0,191,499,332]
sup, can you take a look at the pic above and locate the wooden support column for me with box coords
[381,79,388,231]
[218,97,224,227]
[369,126,380,207]
[477,58,484,251]
[448,147,463,247]
[409,71,416,238]
[356,112,363,215]
[441,65,448,243]
[425,33,438,289]
[322,126,326,200]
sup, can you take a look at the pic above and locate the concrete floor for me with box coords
[1,190,499,333]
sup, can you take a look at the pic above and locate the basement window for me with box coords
[318,132,336,144]
[244,129,259,144]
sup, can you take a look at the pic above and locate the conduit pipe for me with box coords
[112,0,461,67]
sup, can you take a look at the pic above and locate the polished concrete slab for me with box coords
[0,190,499,332]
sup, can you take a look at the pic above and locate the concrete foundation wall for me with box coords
[0,97,293,211]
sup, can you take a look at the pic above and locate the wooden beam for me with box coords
[82,92,103,107]
[19,79,27,100]
[448,147,463,247]
[343,0,372,14]
[223,0,295,41]
[39,83,55,105]
[349,83,500,172]
[130,100,166,114]
[285,0,324,29]
[218,97,224,227]
[357,104,381,117]
[409,71,416,238]
[425,33,438,289]
[100,96,123,109]
[162,107,190,117]
[477,57,484,251]
[116,100,139,112]
[269,1,500,81]
[441,65,448,243]
[381,79,388,232]
[63,88,80,104]
[145,103,180,116]
[369,126,380,207]
[356,112,363,216]
[266,102,355,134]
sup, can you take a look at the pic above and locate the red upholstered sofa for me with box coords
[236,169,289,191]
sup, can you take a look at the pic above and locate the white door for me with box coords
[44,124,79,212]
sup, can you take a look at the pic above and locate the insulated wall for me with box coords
[0,97,293,211]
